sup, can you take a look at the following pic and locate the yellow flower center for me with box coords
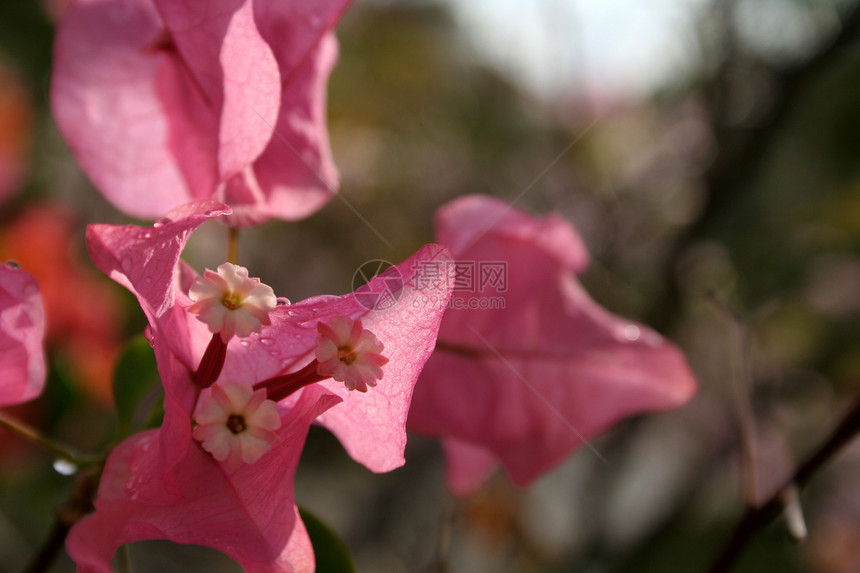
[221,291,243,310]
[337,346,357,365]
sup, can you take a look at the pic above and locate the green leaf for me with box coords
[299,507,355,573]
[112,334,163,438]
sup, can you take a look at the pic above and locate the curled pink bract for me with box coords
[52,0,350,225]
[408,194,698,494]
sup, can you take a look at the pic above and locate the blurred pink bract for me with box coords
[51,0,350,225]
[0,264,46,408]
[408,195,699,494]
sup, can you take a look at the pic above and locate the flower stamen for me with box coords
[316,317,389,392]
[221,291,244,311]
[226,414,246,434]
[192,381,281,469]
[188,263,277,343]
[337,347,357,365]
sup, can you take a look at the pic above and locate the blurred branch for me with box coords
[428,503,454,573]
[731,321,758,507]
[708,393,860,573]
[24,466,100,573]
[0,413,104,572]
[0,412,100,467]
[647,0,860,331]
[708,293,759,506]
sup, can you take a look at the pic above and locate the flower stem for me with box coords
[709,393,860,572]
[228,226,239,265]
[255,361,326,402]
[0,411,99,466]
[708,293,759,505]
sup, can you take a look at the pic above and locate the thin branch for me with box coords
[732,320,758,506]
[708,294,759,506]
[428,503,454,573]
[708,394,860,573]
[0,411,99,467]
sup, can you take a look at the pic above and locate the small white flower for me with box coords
[315,316,388,392]
[192,380,281,469]
[188,263,276,342]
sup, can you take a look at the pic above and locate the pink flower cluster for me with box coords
[41,0,700,570]
[68,202,452,571]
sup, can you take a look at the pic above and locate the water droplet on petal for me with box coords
[203,209,213,216]
[154,216,172,227]
[53,459,78,476]
[259,337,273,346]
[5,260,20,269]
[126,479,141,500]
[622,324,641,342]
[145,325,156,347]
[239,340,250,347]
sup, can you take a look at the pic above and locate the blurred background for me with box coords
[2,0,860,571]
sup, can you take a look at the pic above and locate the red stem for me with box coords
[255,361,326,402]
